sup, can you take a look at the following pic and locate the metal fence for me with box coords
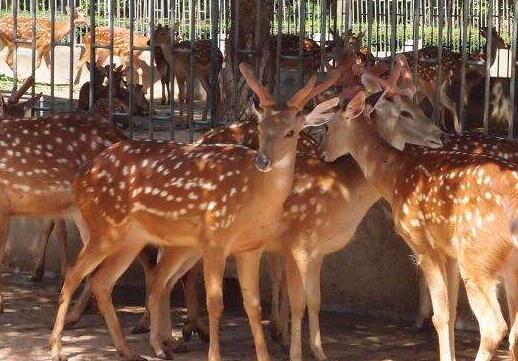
[0,0,517,139]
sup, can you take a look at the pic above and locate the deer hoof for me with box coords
[131,323,150,335]
[51,353,68,361]
[31,268,44,282]
[163,339,189,353]
[155,349,174,360]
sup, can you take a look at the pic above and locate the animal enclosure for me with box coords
[0,0,516,139]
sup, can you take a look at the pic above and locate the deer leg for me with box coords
[0,212,9,313]
[285,251,306,361]
[460,261,507,361]
[439,81,460,133]
[199,76,211,122]
[446,258,460,352]
[54,219,68,278]
[203,247,227,361]
[42,50,51,69]
[505,266,518,361]
[74,47,88,85]
[419,253,455,361]
[182,264,209,343]
[235,248,271,361]
[267,253,283,342]
[177,80,186,126]
[278,273,290,348]
[414,269,432,330]
[161,78,166,105]
[31,219,56,282]
[156,252,200,355]
[89,241,146,361]
[149,247,194,358]
[131,246,158,335]
[306,255,327,361]
[49,238,108,361]
[5,46,14,72]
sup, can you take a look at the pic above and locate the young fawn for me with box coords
[321,58,518,361]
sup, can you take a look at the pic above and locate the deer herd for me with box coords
[0,9,517,361]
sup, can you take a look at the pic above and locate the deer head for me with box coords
[321,63,443,162]
[479,26,508,49]
[239,63,339,172]
[128,83,150,113]
[66,6,88,26]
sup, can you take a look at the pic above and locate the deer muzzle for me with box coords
[255,152,272,172]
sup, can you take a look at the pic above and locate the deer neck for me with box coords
[251,143,298,217]
[53,19,75,41]
[343,117,410,204]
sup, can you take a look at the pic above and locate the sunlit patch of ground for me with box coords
[0,272,512,360]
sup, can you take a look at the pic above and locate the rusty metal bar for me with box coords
[297,0,306,87]
[435,0,444,125]
[169,6,177,139]
[148,0,156,140]
[210,0,220,127]
[108,0,115,122]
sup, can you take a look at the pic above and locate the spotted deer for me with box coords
[0,7,88,72]
[0,114,126,314]
[320,62,518,361]
[48,63,340,361]
[0,77,68,282]
[78,64,108,111]
[147,38,172,105]
[195,66,442,361]
[152,23,223,124]
[74,26,150,85]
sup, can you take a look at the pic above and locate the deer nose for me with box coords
[255,152,272,172]
[320,151,334,163]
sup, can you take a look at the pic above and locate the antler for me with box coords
[9,76,35,104]
[287,70,340,111]
[239,63,275,108]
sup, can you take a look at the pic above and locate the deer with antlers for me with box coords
[0,7,88,72]
[48,63,339,361]
[193,64,442,361]
[152,23,223,124]
[321,54,518,361]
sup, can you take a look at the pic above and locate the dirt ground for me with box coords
[0,272,512,361]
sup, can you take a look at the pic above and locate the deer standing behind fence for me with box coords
[0,7,87,72]
[152,23,223,125]
[321,55,518,361]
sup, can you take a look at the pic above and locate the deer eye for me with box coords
[285,130,295,138]
[401,111,412,118]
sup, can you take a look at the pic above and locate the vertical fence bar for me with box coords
[108,0,114,122]
[319,0,326,73]
[148,0,156,140]
[483,0,493,132]
[169,2,177,140]
[459,0,470,132]
[129,0,134,138]
[508,1,517,138]
[50,0,55,110]
[30,0,36,97]
[68,0,74,110]
[390,0,396,67]
[275,0,282,101]
[12,0,18,90]
[188,0,195,142]
[88,0,96,110]
[298,0,306,87]
[366,0,372,53]
[435,0,444,125]
[412,0,420,82]
[233,0,240,120]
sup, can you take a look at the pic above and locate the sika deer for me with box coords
[196,74,442,361]
[152,23,223,124]
[321,59,518,361]
[74,27,149,85]
[0,7,88,72]
[147,39,172,105]
[0,114,125,314]
[48,63,339,361]
[78,63,107,111]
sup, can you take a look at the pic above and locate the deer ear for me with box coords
[344,91,366,120]
[303,97,339,128]
[65,5,70,14]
